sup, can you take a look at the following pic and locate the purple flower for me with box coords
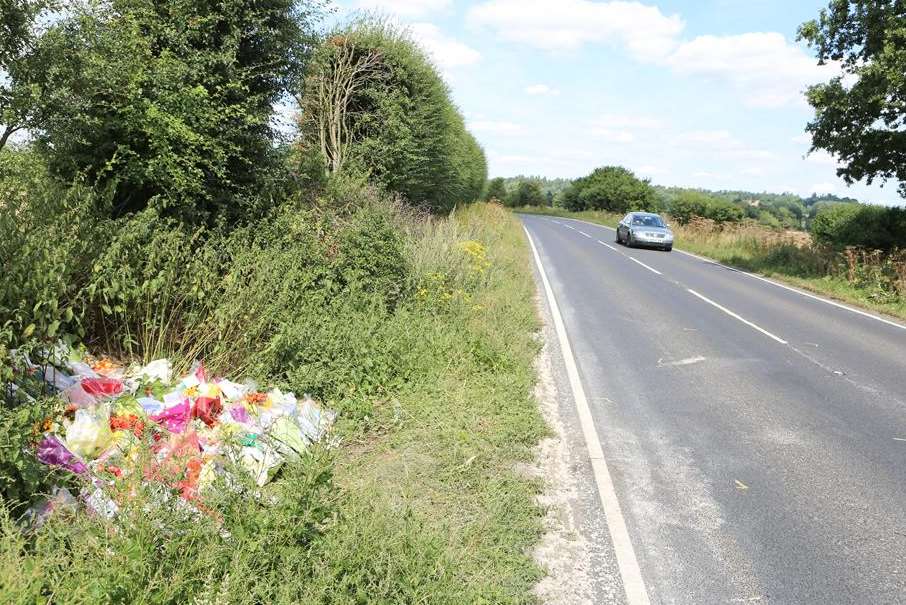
[36,435,88,474]
[229,406,251,424]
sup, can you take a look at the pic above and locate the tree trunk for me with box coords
[0,125,19,152]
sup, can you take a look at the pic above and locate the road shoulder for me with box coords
[529,252,627,605]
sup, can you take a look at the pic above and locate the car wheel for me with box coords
[664,245,672,252]
[616,230,622,244]
[626,233,634,248]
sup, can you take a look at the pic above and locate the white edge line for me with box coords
[548,215,906,332]
[598,240,619,251]
[523,226,652,605]
[687,288,788,344]
[628,257,663,275]
[674,248,906,332]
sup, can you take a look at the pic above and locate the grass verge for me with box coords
[298,202,547,603]
[515,206,906,322]
[1,202,548,604]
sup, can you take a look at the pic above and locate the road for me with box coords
[521,214,906,605]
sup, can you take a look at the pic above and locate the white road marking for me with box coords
[658,356,706,368]
[893,437,906,442]
[524,226,652,605]
[677,251,906,333]
[687,289,788,345]
[598,240,619,251]
[628,257,663,275]
[578,230,592,238]
[547,216,906,333]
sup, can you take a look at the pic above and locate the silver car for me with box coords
[616,212,674,251]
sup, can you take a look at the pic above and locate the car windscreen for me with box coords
[632,216,665,228]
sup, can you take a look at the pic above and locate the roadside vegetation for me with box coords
[1,2,545,603]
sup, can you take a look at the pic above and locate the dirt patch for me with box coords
[530,315,597,605]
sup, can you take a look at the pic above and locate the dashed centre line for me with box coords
[545,216,791,346]
[628,257,662,275]
[687,289,788,345]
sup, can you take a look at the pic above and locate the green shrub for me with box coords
[562,166,656,213]
[811,203,906,250]
[0,150,110,396]
[0,397,65,507]
[298,19,486,213]
[506,180,546,207]
[668,189,743,225]
[35,0,324,225]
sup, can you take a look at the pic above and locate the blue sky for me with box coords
[338,0,903,205]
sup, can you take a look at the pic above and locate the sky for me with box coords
[336,0,903,206]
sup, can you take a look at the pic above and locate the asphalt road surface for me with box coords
[521,214,906,605]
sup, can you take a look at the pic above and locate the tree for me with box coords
[35,0,324,223]
[485,176,507,202]
[0,0,55,151]
[508,180,545,207]
[812,203,906,250]
[562,166,655,213]
[668,190,710,224]
[298,19,487,213]
[798,2,906,199]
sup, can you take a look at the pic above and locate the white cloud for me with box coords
[674,129,736,146]
[673,130,775,160]
[466,3,834,109]
[491,153,537,164]
[810,182,837,195]
[637,165,663,175]
[525,84,561,96]
[467,0,684,60]
[409,23,481,69]
[349,0,450,18]
[592,129,635,143]
[791,133,812,144]
[589,114,662,142]
[804,150,839,166]
[666,32,837,108]
[593,114,662,129]
[470,120,527,135]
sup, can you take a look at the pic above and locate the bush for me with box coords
[0,150,110,395]
[35,0,324,225]
[507,180,545,207]
[811,203,906,250]
[485,177,507,202]
[668,190,743,225]
[562,166,656,213]
[298,20,486,213]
